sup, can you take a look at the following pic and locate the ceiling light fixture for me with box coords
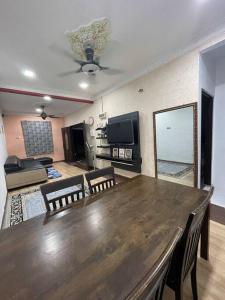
[79,82,89,89]
[36,108,42,113]
[22,69,36,79]
[43,95,52,101]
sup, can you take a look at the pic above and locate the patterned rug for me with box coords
[3,185,90,228]
[157,160,193,178]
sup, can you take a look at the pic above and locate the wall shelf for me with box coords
[95,111,141,173]
[97,145,111,148]
[96,154,135,165]
[96,127,106,131]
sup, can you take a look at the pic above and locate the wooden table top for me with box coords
[0,175,208,300]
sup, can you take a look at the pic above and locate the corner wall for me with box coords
[211,57,225,207]
[66,50,199,176]
[3,115,65,162]
[0,109,8,226]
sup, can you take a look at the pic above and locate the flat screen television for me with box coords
[107,120,134,144]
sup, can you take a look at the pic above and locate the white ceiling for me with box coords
[0,93,87,116]
[1,0,225,115]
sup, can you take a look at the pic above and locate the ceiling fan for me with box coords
[37,105,60,120]
[51,18,123,79]
[57,44,122,78]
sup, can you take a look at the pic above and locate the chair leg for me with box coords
[191,260,198,300]
[175,285,183,300]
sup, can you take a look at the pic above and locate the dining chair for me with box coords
[40,175,85,213]
[126,228,183,300]
[85,166,116,194]
[166,187,214,300]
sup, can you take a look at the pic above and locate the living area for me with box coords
[2,1,225,300]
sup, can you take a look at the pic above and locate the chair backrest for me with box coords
[180,187,214,280]
[40,175,85,212]
[85,167,116,194]
[126,228,183,300]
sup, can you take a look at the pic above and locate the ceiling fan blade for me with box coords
[101,67,123,75]
[74,58,86,65]
[99,65,109,70]
[58,68,82,77]
[49,45,75,60]
[49,115,61,118]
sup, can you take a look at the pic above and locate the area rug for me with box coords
[3,185,90,228]
[47,167,62,179]
[157,160,193,178]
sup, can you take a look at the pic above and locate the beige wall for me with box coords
[3,115,65,162]
[66,50,199,176]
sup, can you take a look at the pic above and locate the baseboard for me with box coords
[157,159,193,166]
[210,203,225,225]
[1,191,8,230]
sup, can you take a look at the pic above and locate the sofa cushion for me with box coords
[4,156,23,173]
[36,157,53,166]
[22,160,44,171]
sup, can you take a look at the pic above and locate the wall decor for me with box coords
[21,121,54,157]
[125,149,132,160]
[119,148,125,159]
[88,116,94,126]
[112,148,118,158]
[66,18,111,60]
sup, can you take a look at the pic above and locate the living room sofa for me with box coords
[4,156,48,190]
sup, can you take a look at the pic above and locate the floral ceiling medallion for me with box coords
[65,18,111,60]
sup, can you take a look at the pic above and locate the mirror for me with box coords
[153,103,197,187]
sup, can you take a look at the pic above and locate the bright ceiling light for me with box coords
[22,69,36,79]
[36,108,42,113]
[79,82,89,89]
[43,95,52,101]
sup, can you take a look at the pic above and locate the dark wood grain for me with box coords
[40,175,85,212]
[167,187,213,300]
[85,166,116,194]
[0,176,208,300]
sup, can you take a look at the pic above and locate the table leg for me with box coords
[200,204,210,260]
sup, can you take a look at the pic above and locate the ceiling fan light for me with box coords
[22,69,36,79]
[36,108,42,113]
[79,82,89,89]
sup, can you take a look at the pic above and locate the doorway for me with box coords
[153,103,198,188]
[201,90,213,187]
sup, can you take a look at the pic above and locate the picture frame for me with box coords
[125,148,132,160]
[112,148,119,158]
[119,148,125,159]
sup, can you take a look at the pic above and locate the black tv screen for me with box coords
[107,120,134,144]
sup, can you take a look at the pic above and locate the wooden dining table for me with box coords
[0,175,209,300]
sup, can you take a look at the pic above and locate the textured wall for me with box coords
[3,115,65,162]
[66,50,199,176]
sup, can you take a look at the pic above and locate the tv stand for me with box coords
[96,111,142,173]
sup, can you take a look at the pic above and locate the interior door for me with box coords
[201,91,213,186]
[61,127,73,162]
[71,122,90,170]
